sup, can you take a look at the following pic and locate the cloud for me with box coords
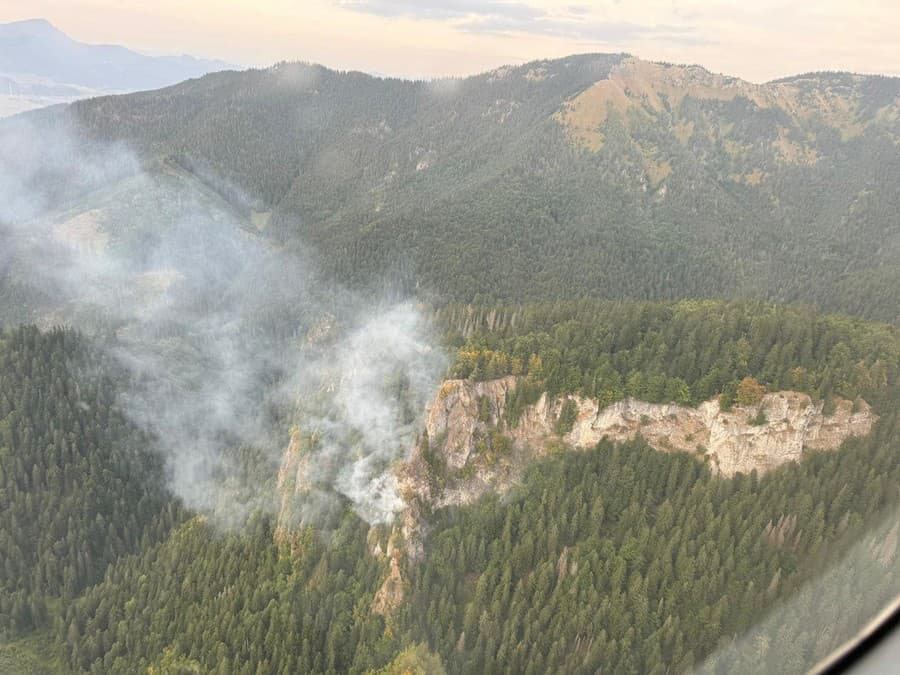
[336,0,705,46]
[337,0,543,21]
[460,16,707,45]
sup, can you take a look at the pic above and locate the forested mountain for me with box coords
[1,302,899,673]
[2,51,900,674]
[22,53,897,323]
[0,19,232,117]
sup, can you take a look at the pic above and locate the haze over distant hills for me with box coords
[0,18,233,117]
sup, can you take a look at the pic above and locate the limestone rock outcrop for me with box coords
[396,379,877,545]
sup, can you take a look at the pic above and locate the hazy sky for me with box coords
[1,0,899,82]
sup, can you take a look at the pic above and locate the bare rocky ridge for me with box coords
[553,57,900,189]
[393,377,876,561]
[555,57,897,155]
[415,377,875,479]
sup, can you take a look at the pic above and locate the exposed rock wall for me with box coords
[420,376,517,471]
[274,426,313,547]
[371,552,405,616]
[278,377,876,575]
[531,390,875,477]
[279,376,877,602]
[396,379,877,543]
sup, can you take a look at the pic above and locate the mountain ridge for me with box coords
[5,51,900,322]
[0,18,234,117]
[3,47,900,675]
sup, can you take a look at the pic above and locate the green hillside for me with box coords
[2,52,900,674]
[14,55,889,322]
[1,302,899,672]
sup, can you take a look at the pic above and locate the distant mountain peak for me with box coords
[4,17,55,28]
[0,17,234,109]
[0,18,67,38]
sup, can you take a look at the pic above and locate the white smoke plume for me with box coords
[294,303,446,523]
[0,112,446,527]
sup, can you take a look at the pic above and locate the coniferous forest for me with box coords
[0,50,899,674]
[1,299,899,673]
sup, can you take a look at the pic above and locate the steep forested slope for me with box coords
[392,302,900,673]
[2,50,900,675]
[1,302,896,673]
[405,435,900,674]
[0,327,182,642]
[16,54,896,322]
[0,302,900,673]
[438,300,900,407]
[37,427,900,675]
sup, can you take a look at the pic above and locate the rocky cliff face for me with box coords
[274,426,312,547]
[278,376,876,593]
[370,547,405,616]
[523,389,875,477]
[395,379,877,555]
[396,376,533,516]
[420,376,518,471]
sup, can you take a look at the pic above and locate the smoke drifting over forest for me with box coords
[0,114,446,527]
